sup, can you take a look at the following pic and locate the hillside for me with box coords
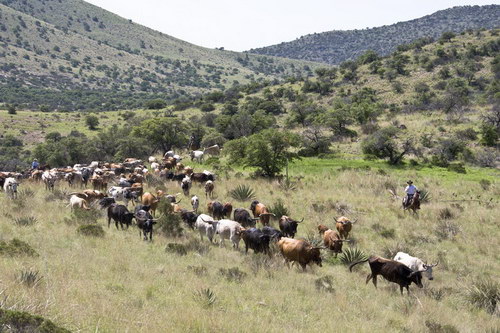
[0,0,318,110]
[249,5,500,65]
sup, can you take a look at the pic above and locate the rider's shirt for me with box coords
[405,185,417,195]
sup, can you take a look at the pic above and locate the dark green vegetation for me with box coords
[250,5,500,65]
[1,29,498,172]
[0,0,318,110]
[0,309,70,332]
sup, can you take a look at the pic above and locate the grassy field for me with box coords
[0,156,498,332]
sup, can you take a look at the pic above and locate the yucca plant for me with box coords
[193,288,216,308]
[14,216,38,227]
[278,178,297,192]
[19,269,42,287]
[268,199,289,219]
[228,184,256,202]
[339,247,368,266]
[419,189,431,203]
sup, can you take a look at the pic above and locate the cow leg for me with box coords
[400,286,404,295]
[372,275,378,288]
[300,263,307,271]
[365,274,372,284]
[108,217,111,228]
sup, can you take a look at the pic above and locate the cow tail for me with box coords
[349,258,369,272]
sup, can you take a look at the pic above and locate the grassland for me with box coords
[0,156,498,332]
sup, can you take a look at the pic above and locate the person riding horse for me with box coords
[403,180,417,208]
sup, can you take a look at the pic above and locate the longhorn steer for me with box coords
[241,228,271,254]
[349,255,425,295]
[278,216,303,238]
[394,252,438,281]
[195,214,218,243]
[233,208,260,228]
[250,200,275,226]
[335,216,357,239]
[278,237,322,271]
[317,224,350,257]
[107,204,135,230]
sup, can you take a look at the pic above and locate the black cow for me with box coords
[207,201,224,220]
[134,204,151,215]
[180,209,198,229]
[135,209,156,241]
[278,216,303,238]
[81,168,92,187]
[262,226,283,241]
[349,256,425,295]
[191,172,215,183]
[99,197,116,209]
[241,228,271,254]
[233,208,259,228]
[171,174,185,182]
[107,204,135,230]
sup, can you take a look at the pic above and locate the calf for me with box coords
[394,252,438,281]
[204,180,214,198]
[42,171,56,191]
[241,228,271,254]
[222,202,233,218]
[349,256,425,295]
[68,195,90,210]
[190,150,204,163]
[278,237,322,271]
[279,216,303,238]
[181,176,192,196]
[3,177,19,199]
[335,216,357,239]
[317,224,349,257]
[191,195,199,213]
[195,214,218,243]
[207,201,224,220]
[107,204,135,230]
[233,208,260,228]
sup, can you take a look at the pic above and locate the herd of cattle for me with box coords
[0,149,437,295]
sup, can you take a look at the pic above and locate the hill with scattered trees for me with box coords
[249,5,500,65]
[0,0,318,111]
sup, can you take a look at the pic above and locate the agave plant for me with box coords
[228,184,256,202]
[419,189,431,203]
[338,247,368,266]
[19,269,42,288]
[193,288,217,308]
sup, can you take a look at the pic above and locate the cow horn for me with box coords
[259,213,275,217]
[252,218,260,221]
[428,261,439,267]
[351,219,358,223]
[313,246,327,250]
[296,218,304,223]
[174,199,182,204]
[340,239,352,242]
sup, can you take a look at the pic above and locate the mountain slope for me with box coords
[0,0,318,104]
[249,5,500,65]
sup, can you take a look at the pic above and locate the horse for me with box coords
[403,191,420,214]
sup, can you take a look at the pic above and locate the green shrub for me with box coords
[156,201,183,237]
[0,309,69,332]
[219,267,247,283]
[479,179,491,191]
[193,288,216,308]
[315,275,335,293]
[77,224,105,237]
[447,162,466,174]
[0,239,37,257]
[268,199,289,219]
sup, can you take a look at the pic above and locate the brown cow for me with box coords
[278,237,322,271]
[90,176,107,191]
[222,202,233,219]
[349,256,425,295]
[204,180,214,198]
[317,224,350,257]
[130,183,143,200]
[183,166,194,175]
[335,216,357,239]
[141,190,166,217]
[250,200,275,226]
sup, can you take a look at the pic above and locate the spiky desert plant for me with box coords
[19,269,42,287]
[268,199,289,219]
[419,189,431,203]
[339,247,368,266]
[14,216,38,227]
[228,184,256,202]
[193,288,216,308]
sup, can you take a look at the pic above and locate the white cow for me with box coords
[68,195,90,210]
[195,214,218,243]
[190,150,204,163]
[3,177,19,199]
[108,186,138,206]
[164,150,175,159]
[394,252,438,280]
[191,195,199,213]
[203,144,221,156]
[42,171,56,191]
[151,162,160,170]
[215,219,245,249]
[148,156,157,163]
[181,176,192,196]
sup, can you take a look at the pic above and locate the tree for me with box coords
[6,104,16,115]
[132,118,188,153]
[225,129,300,177]
[361,126,415,165]
[145,99,167,110]
[85,115,99,130]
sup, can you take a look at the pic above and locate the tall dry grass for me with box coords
[0,162,498,332]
